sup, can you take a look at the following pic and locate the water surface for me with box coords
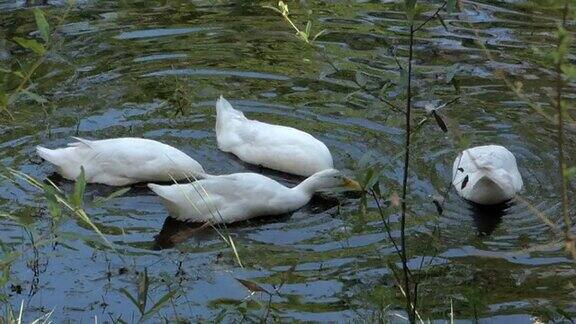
[0,0,575,322]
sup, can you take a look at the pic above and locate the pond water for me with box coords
[1,0,575,322]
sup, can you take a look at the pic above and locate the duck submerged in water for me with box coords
[215,96,333,177]
[37,137,206,186]
[452,145,523,205]
[148,168,361,224]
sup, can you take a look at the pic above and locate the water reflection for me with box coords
[1,0,574,321]
[153,192,342,250]
[153,217,209,250]
[468,200,510,236]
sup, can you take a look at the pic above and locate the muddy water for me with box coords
[0,0,575,322]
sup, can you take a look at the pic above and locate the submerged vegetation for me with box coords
[0,0,575,322]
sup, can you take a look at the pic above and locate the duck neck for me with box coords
[293,176,321,196]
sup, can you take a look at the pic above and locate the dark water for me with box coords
[0,0,575,322]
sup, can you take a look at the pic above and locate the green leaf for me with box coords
[305,21,312,38]
[447,0,457,13]
[12,37,46,55]
[436,14,449,31]
[262,5,283,15]
[278,1,289,16]
[296,31,309,43]
[13,71,24,79]
[404,0,417,22]
[21,90,48,104]
[564,167,576,179]
[236,278,270,294]
[120,288,142,314]
[312,29,327,42]
[93,187,130,205]
[432,110,448,132]
[141,289,180,321]
[138,269,149,313]
[562,64,576,81]
[0,91,7,108]
[71,167,86,208]
[43,184,62,220]
[34,8,50,43]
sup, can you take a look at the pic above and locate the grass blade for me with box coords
[33,8,50,43]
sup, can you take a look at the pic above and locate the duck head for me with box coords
[297,169,361,194]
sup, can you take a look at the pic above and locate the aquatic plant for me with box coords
[266,0,458,322]
[463,0,576,259]
[119,268,181,323]
[0,2,75,120]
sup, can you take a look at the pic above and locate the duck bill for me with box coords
[343,177,362,191]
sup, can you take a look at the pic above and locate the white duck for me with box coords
[215,96,333,177]
[452,145,523,205]
[37,137,206,186]
[148,168,361,223]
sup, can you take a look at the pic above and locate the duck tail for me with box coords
[36,146,60,165]
[216,96,245,128]
[148,183,168,197]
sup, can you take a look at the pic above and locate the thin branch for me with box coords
[556,0,573,252]
[400,22,415,323]
[413,2,448,33]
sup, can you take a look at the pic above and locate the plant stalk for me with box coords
[401,23,415,323]
[556,1,573,252]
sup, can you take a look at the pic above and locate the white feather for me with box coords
[37,137,206,186]
[215,96,333,177]
[148,169,358,223]
[452,145,523,205]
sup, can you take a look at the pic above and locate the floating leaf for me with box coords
[461,175,469,189]
[13,37,46,55]
[33,8,50,43]
[236,278,269,294]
